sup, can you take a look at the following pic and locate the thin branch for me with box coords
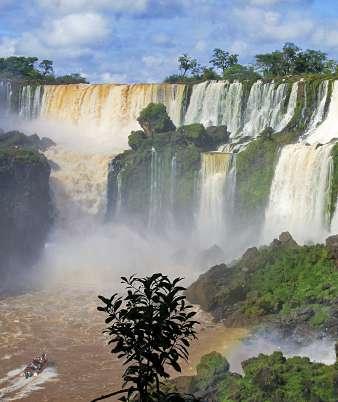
[91,389,128,402]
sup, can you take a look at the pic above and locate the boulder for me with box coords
[279,232,298,247]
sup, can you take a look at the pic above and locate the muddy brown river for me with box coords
[0,287,248,401]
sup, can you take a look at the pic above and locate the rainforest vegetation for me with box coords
[165,43,338,83]
[0,56,88,84]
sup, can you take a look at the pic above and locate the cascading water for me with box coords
[38,83,186,149]
[262,143,334,244]
[306,81,338,144]
[184,80,299,139]
[43,145,112,230]
[0,80,13,116]
[307,80,329,132]
[184,81,228,127]
[242,81,298,136]
[148,147,161,229]
[197,152,235,248]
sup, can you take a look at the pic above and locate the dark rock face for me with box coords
[326,234,338,268]
[0,148,52,288]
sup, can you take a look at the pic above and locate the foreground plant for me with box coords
[92,274,199,402]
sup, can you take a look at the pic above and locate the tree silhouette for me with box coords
[92,274,199,402]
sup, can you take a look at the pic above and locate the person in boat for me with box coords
[24,353,48,378]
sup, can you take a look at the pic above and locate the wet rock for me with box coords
[279,232,298,247]
[196,244,225,269]
[205,125,229,145]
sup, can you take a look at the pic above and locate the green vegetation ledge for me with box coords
[167,345,338,402]
[186,232,338,340]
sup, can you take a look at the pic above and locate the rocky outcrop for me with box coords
[0,130,55,151]
[169,344,338,402]
[187,233,338,338]
[0,131,53,290]
[107,103,230,230]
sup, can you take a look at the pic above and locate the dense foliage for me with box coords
[164,43,338,83]
[187,233,338,336]
[173,348,338,402]
[256,42,337,77]
[137,103,176,136]
[95,274,198,402]
[0,56,88,84]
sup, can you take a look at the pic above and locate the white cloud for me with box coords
[100,72,128,83]
[311,26,338,50]
[0,37,17,57]
[45,13,109,47]
[233,6,314,42]
[142,55,164,67]
[195,40,207,52]
[37,0,149,14]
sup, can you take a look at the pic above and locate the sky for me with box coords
[1,0,338,83]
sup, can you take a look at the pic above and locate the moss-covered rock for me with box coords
[137,103,176,136]
[171,345,338,402]
[107,104,228,230]
[186,232,338,337]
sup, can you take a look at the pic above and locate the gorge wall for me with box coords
[0,138,52,290]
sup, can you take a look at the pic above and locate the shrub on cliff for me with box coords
[137,103,176,136]
[128,130,147,150]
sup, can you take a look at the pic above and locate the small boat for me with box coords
[23,353,48,379]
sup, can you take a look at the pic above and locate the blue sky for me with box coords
[1,0,338,83]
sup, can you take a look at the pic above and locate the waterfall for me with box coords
[308,80,329,131]
[43,145,112,229]
[0,80,12,114]
[262,143,334,244]
[242,81,298,137]
[306,81,338,144]
[39,83,186,149]
[184,80,299,139]
[221,81,243,134]
[197,152,235,248]
[184,81,228,127]
[148,147,161,229]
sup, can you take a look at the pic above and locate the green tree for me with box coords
[93,274,199,402]
[256,43,334,77]
[223,64,260,81]
[38,60,54,76]
[294,49,328,74]
[178,54,198,77]
[55,73,88,84]
[0,56,40,79]
[209,48,238,74]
